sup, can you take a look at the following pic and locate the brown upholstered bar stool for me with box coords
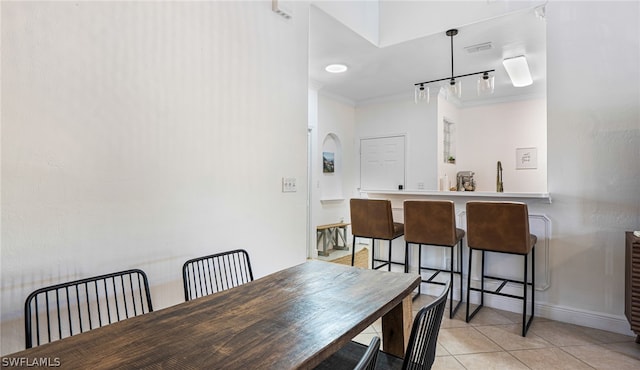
[465,201,537,336]
[404,200,464,318]
[350,198,405,271]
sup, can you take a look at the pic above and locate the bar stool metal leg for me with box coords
[466,250,486,323]
[351,235,357,266]
[448,239,463,318]
[521,246,536,336]
[404,242,410,273]
[457,240,464,315]
[371,239,376,270]
[466,248,472,322]
[388,239,392,271]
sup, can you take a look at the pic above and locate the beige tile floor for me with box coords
[318,246,639,369]
[353,296,640,370]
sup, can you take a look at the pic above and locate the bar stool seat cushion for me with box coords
[392,222,404,238]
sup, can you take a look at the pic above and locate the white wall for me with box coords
[355,97,439,191]
[312,93,357,231]
[538,0,639,327]
[458,98,547,192]
[312,0,379,45]
[1,1,309,355]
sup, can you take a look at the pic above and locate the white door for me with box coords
[360,136,405,191]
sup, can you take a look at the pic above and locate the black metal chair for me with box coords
[354,336,380,370]
[24,269,153,349]
[404,200,464,319]
[182,249,254,301]
[465,201,537,337]
[314,281,450,370]
[350,198,405,271]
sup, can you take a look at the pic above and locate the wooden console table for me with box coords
[316,222,349,256]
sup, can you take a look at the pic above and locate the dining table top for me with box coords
[2,259,420,369]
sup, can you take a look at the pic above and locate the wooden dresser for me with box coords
[625,231,640,343]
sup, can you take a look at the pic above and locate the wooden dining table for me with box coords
[2,260,420,369]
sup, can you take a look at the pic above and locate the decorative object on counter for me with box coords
[447,156,456,164]
[414,29,495,103]
[440,174,450,191]
[497,161,504,192]
[456,171,475,191]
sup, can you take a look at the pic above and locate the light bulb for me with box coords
[448,79,462,98]
[477,73,495,95]
[415,84,429,104]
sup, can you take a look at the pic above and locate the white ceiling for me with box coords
[309,5,547,106]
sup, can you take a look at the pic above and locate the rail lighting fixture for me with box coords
[414,29,495,103]
[502,56,533,87]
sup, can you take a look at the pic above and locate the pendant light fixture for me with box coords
[414,29,495,103]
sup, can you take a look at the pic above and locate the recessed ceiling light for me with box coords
[325,64,348,73]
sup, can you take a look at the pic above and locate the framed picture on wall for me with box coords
[516,147,537,169]
[323,152,335,173]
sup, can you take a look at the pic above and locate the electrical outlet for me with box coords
[282,177,297,192]
[418,182,424,189]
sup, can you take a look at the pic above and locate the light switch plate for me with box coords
[282,177,297,192]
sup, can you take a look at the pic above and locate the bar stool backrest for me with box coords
[350,199,395,239]
[24,269,153,349]
[466,201,533,255]
[404,200,458,246]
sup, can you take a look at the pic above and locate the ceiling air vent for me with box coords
[464,42,493,54]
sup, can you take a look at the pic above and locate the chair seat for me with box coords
[393,222,405,239]
[314,341,403,370]
[455,228,465,242]
[470,233,537,255]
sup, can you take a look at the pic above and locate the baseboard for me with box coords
[535,303,635,337]
[417,281,635,337]
[467,281,635,336]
